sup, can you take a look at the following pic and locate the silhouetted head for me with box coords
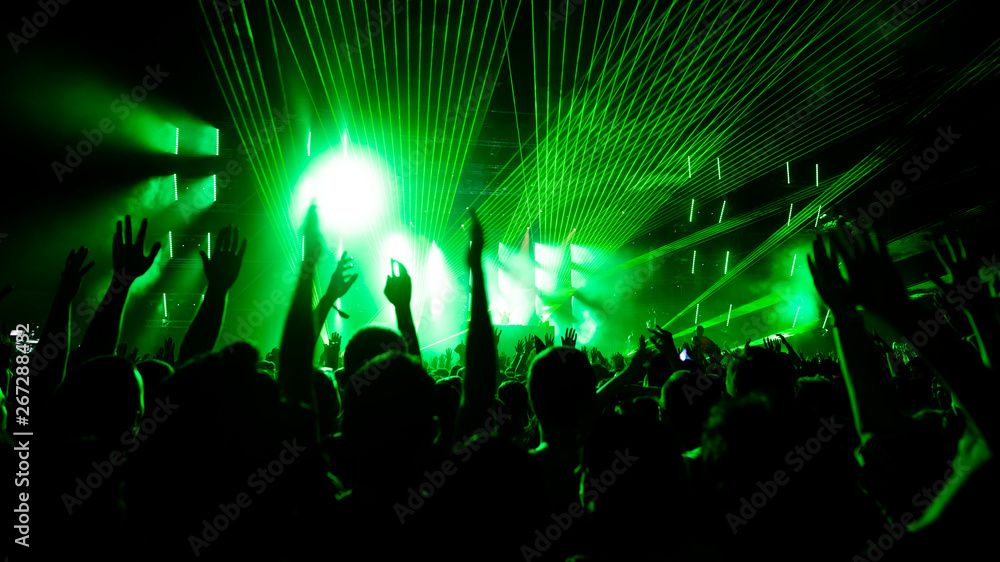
[498,379,530,427]
[340,351,436,454]
[314,368,340,437]
[661,369,723,452]
[725,347,793,399]
[50,355,144,440]
[696,325,705,337]
[527,347,597,442]
[135,359,174,393]
[343,326,408,377]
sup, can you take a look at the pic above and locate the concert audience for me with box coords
[1,211,996,561]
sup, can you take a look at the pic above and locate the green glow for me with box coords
[213,175,217,202]
[307,131,311,157]
[793,306,800,327]
[168,231,174,258]
[694,303,699,324]
[175,128,180,155]
[163,293,168,318]
[301,236,305,261]
[173,174,178,201]
[815,164,819,186]
[822,309,831,329]
[719,200,726,223]
[790,254,797,276]
[689,199,695,222]
[815,205,821,227]
[724,251,729,275]
[215,128,220,156]
[691,250,696,274]
[207,232,211,256]
[687,155,692,178]
[726,304,732,326]
[716,157,721,180]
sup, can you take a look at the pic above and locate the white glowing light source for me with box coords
[727,304,733,326]
[300,146,385,232]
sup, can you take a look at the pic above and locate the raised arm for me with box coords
[34,247,95,399]
[384,260,420,359]
[808,232,906,441]
[313,251,358,342]
[455,209,498,439]
[279,205,323,415]
[75,216,160,364]
[177,225,247,364]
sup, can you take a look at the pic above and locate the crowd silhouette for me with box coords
[2,208,997,561]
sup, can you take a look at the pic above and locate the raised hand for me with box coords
[162,336,175,365]
[931,234,983,289]
[116,341,128,357]
[611,352,625,371]
[534,335,547,354]
[200,225,248,292]
[830,228,909,318]
[468,208,484,268]
[514,337,525,355]
[807,234,855,315]
[58,246,96,300]
[494,327,502,345]
[544,333,555,348]
[330,331,342,347]
[562,327,578,348]
[648,325,675,353]
[327,251,359,302]
[383,259,412,308]
[113,215,161,284]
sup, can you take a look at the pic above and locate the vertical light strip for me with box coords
[168,231,174,258]
[786,161,790,184]
[215,128,219,156]
[301,236,305,261]
[788,203,793,226]
[815,205,821,227]
[689,199,695,222]
[719,200,726,223]
[174,128,180,155]
[687,156,692,178]
[726,304,733,326]
[307,131,312,157]
[790,254,797,276]
[822,309,831,329]
[207,232,211,256]
[724,251,730,275]
[691,250,697,274]
[173,174,178,201]
[815,164,819,187]
[793,306,801,328]
[694,303,699,324]
[212,175,217,202]
[716,157,721,180]
[163,293,168,318]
